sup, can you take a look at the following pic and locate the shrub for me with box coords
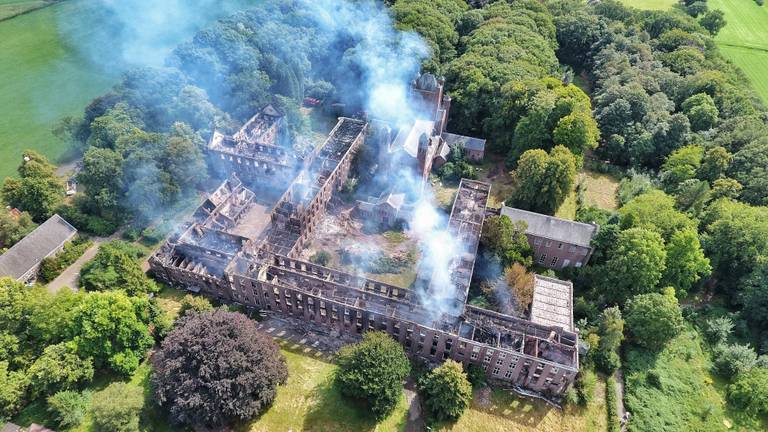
[336,332,410,419]
[703,316,734,344]
[419,360,473,422]
[47,390,91,429]
[90,382,143,432]
[465,363,487,388]
[38,239,93,282]
[728,367,768,414]
[152,311,287,427]
[606,375,620,432]
[310,250,332,266]
[624,289,685,350]
[575,369,597,406]
[713,343,758,378]
[178,294,214,316]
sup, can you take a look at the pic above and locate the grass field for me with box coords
[619,0,678,10]
[0,0,259,180]
[0,0,54,21]
[624,327,767,431]
[709,0,768,104]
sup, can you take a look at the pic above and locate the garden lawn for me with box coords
[623,327,767,431]
[709,0,768,104]
[437,379,608,432]
[619,0,677,10]
[0,0,52,21]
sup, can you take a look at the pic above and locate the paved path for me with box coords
[46,230,123,293]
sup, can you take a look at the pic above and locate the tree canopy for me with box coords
[152,310,287,427]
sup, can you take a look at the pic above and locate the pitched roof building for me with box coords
[0,214,77,282]
[500,206,598,269]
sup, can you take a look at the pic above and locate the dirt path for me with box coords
[46,230,122,293]
[614,369,628,431]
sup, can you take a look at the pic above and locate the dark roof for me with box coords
[500,207,597,248]
[0,214,77,280]
[442,132,486,152]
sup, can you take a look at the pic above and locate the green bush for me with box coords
[38,239,93,282]
[419,360,472,422]
[606,375,620,432]
[310,250,332,266]
[90,382,143,432]
[728,367,768,415]
[47,390,91,429]
[575,369,597,406]
[465,363,487,389]
[335,332,410,419]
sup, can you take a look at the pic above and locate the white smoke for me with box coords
[300,0,468,321]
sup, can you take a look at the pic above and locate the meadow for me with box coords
[619,0,678,10]
[709,0,768,104]
[0,0,259,179]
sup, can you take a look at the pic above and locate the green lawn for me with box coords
[623,327,767,431]
[0,0,53,21]
[619,0,678,10]
[709,0,768,104]
[0,0,259,179]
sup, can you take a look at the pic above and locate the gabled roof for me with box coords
[262,103,283,118]
[500,206,597,248]
[442,132,486,152]
[530,274,574,332]
[391,120,435,158]
[0,214,77,280]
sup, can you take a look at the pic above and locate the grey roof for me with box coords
[500,206,597,248]
[442,132,486,152]
[530,274,574,332]
[0,214,77,280]
[391,120,435,158]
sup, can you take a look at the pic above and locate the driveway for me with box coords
[46,230,122,293]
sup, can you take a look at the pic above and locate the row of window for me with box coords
[532,238,588,255]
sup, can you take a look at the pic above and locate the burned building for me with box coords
[208,104,299,186]
[151,115,579,399]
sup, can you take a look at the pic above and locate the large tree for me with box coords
[0,209,36,249]
[419,360,473,422]
[662,228,711,295]
[511,145,578,215]
[336,331,411,419]
[624,288,685,350]
[1,150,64,222]
[152,310,287,427]
[618,190,696,241]
[27,343,94,398]
[480,215,532,267]
[600,228,667,304]
[68,291,154,375]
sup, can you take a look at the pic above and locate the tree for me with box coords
[703,316,734,345]
[619,190,696,240]
[730,137,768,205]
[617,172,658,206]
[505,263,535,310]
[600,228,667,304]
[2,151,64,222]
[47,390,92,429]
[68,291,154,375]
[662,228,711,295]
[595,307,624,373]
[480,216,532,267]
[0,210,36,249]
[697,146,731,182]
[728,368,768,415]
[624,288,685,350]
[740,260,768,333]
[152,310,287,427]
[419,360,472,422]
[336,332,411,419]
[0,360,28,419]
[710,178,742,200]
[713,344,757,378]
[660,145,703,191]
[681,93,719,131]
[700,9,726,35]
[79,240,158,295]
[90,382,144,432]
[512,145,578,215]
[27,343,94,398]
[178,294,214,316]
[702,199,768,291]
